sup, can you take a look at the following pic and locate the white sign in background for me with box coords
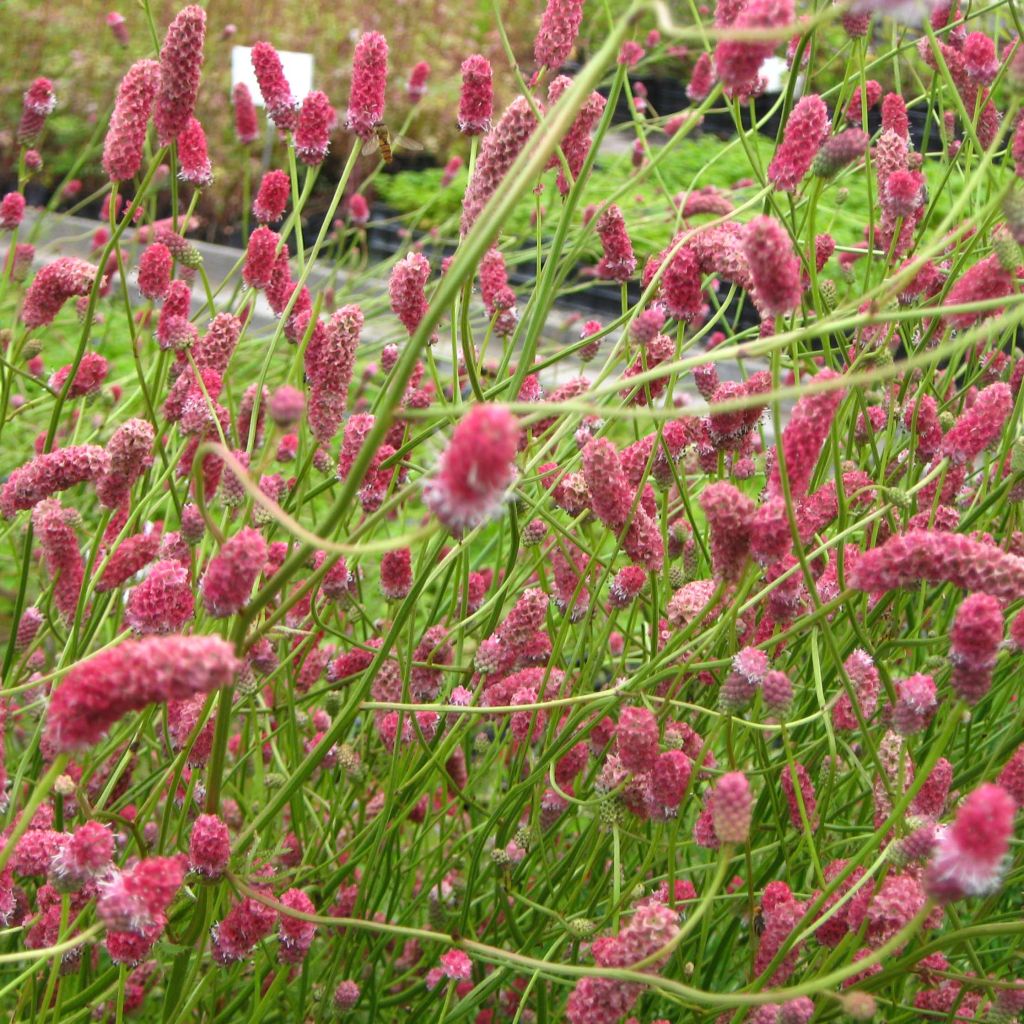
[230,46,315,106]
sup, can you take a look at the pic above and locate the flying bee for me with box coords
[361,122,423,165]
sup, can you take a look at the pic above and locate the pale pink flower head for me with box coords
[243,226,280,290]
[295,90,336,165]
[439,949,472,980]
[892,673,937,735]
[389,252,430,335]
[45,635,239,751]
[346,32,388,142]
[941,383,1012,465]
[154,5,206,147]
[743,215,802,317]
[458,55,493,135]
[713,771,753,843]
[251,41,299,133]
[687,52,715,103]
[925,784,1016,901]
[534,0,584,70]
[50,821,115,891]
[812,128,869,177]
[177,117,213,187]
[963,32,999,84]
[98,855,186,933]
[380,548,413,601]
[700,481,754,582]
[616,706,659,774]
[768,94,830,192]
[232,82,260,144]
[407,61,430,102]
[137,243,173,300]
[881,93,909,139]
[97,417,155,509]
[1,443,109,517]
[424,404,520,534]
[333,980,361,1011]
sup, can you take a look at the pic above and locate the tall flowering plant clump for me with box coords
[3,2,1024,1022]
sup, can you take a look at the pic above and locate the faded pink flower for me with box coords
[534,0,584,70]
[595,205,636,281]
[201,527,268,618]
[744,216,802,317]
[389,252,431,335]
[22,257,99,328]
[768,94,830,192]
[346,32,388,142]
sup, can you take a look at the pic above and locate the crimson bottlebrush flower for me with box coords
[295,90,335,165]
[153,5,206,147]
[1,444,108,517]
[892,673,938,735]
[31,500,84,623]
[713,771,753,843]
[96,417,154,509]
[925,783,1015,901]
[616,706,659,774]
[881,92,909,139]
[609,565,647,607]
[941,382,1012,464]
[461,96,539,234]
[45,635,239,751]
[22,256,99,328]
[18,78,56,143]
[768,94,830,192]
[346,32,388,142]
[176,117,213,187]
[407,61,430,102]
[661,245,702,320]
[201,527,268,618]
[125,560,195,634]
[95,529,162,592]
[687,51,715,102]
[278,889,316,963]
[137,243,173,300]
[744,215,802,317]
[251,42,299,133]
[380,548,413,600]
[49,821,114,891]
[534,0,584,69]
[850,529,1024,603]
[425,405,520,533]
[949,592,1002,705]
[0,192,25,230]
[651,750,691,807]
[253,170,289,223]
[812,128,869,177]
[189,813,230,878]
[458,54,493,135]
[389,252,430,335]
[243,226,280,290]
[781,762,817,829]
[49,352,109,398]
[881,169,924,218]
[715,0,795,95]
[232,82,260,144]
[700,481,754,582]
[768,369,844,499]
[845,80,882,119]
[944,255,1015,330]
[595,205,637,281]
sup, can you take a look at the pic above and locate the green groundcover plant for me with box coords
[2,1,1024,1022]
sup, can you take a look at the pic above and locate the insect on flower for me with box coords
[361,121,423,165]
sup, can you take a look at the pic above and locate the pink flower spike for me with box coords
[295,90,336,166]
[45,635,239,751]
[22,257,99,329]
[154,5,206,148]
[407,61,430,103]
[251,42,299,133]
[744,215,802,317]
[233,82,260,144]
[440,949,473,980]
[424,405,520,534]
[459,55,493,135]
[389,252,431,335]
[189,814,230,878]
[534,0,584,70]
[346,32,388,142]
[201,528,268,618]
[768,94,830,193]
[713,772,753,843]
[176,117,213,188]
